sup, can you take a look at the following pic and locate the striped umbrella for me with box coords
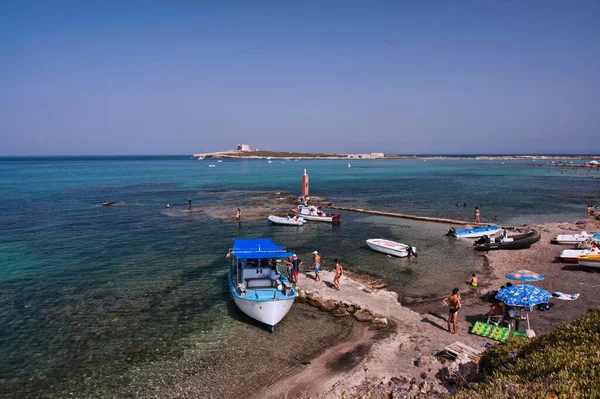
[506,269,545,281]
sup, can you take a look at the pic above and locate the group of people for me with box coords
[284,251,344,290]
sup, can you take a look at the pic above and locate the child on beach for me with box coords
[469,273,478,287]
[442,288,462,334]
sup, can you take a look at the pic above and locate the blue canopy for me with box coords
[496,284,551,308]
[231,238,293,259]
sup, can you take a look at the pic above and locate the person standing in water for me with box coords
[474,207,481,223]
[442,288,462,334]
[236,208,242,221]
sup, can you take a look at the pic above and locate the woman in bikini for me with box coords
[442,288,462,334]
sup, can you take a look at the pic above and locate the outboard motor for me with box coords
[406,245,418,257]
[445,227,457,237]
[474,235,490,245]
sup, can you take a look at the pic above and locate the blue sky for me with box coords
[1,1,599,155]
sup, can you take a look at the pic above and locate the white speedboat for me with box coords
[366,239,417,257]
[446,225,501,239]
[208,164,216,168]
[268,215,306,225]
[560,245,600,263]
[228,239,297,331]
[289,205,341,223]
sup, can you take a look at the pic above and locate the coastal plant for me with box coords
[455,306,600,398]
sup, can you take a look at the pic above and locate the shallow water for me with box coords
[0,156,598,397]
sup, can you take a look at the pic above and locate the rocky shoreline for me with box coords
[252,217,600,398]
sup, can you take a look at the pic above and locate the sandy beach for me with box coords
[252,216,600,398]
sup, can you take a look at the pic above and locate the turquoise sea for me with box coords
[1,156,598,398]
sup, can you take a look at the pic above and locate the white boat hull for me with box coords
[290,206,341,223]
[552,232,592,244]
[560,248,599,263]
[268,215,306,225]
[577,260,600,268]
[232,294,296,327]
[366,239,416,257]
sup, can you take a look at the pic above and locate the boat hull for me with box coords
[268,215,306,225]
[551,232,600,245]
[577,254,600,268]
[560,248,599,263]
[230,286,296,327]
[366,239,416,257]
[448,226,501,238]
[290,207,341,223]
[474,231,541,251]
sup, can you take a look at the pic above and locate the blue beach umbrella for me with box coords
[496,284,551,308]
[496,284,552,332]
[506,269,545,281]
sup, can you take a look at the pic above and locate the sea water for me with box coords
[0,156,598,397]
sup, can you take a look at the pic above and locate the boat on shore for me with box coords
[577,252,600,268]
[268,215,306,225]
[366,239,417,257]
[551,232,600,245]
[289,205,341,223]
[560,247,600,263]
[473,230,541,251]
[228,238,297,331]
[446,225,501,239]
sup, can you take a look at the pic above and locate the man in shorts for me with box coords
[312,251,321,282]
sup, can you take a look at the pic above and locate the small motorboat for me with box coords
[560,247,600,263]
[446,225,501,239]
[228,238,297,331]
[268,215,306,226]
[473,230,541,251]
[208,164,216,168]
[577,252,600,268]
[289,205,341,223]
[366,239,417,257]
[551,231,600,245]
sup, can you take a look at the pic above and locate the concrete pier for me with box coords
[328,205,480,226]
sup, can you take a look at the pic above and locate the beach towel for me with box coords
[552,292,580,301]
[471,321,528,342]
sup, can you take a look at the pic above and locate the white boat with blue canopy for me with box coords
[446,225,501,239]
[228,238,297,331]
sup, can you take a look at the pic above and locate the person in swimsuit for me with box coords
[442,288,462,334]
[474,207,481,223]
[333,258,343,290]
[469,273,478,287]
[312,251,321,281]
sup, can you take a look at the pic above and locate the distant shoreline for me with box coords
[192,150,600,161]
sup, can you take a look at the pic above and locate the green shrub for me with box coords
[456,307,600,398]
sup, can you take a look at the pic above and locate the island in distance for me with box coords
[193,144,600,161]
